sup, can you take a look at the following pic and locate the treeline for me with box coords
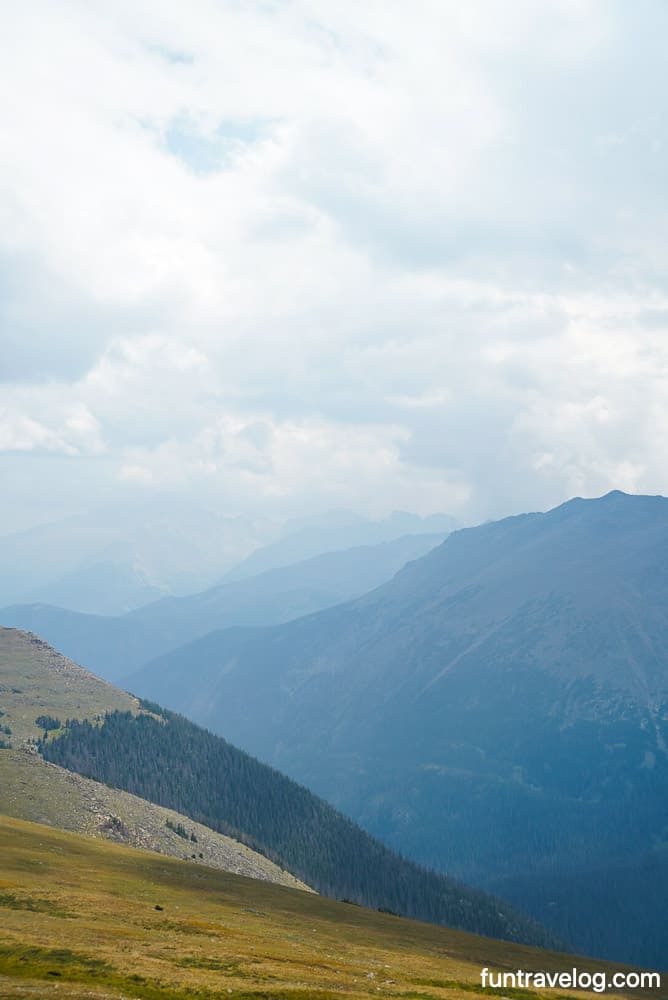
[40,707,556,949]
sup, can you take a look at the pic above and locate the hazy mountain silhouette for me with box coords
[1,533,446,682]
[19,560,169,616]
[0,498,272,611]
[126,531,447,639]
[0,504,455,616]
[221,510,457,581]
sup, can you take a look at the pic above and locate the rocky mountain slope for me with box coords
[0,750,307,888]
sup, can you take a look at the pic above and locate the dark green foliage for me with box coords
[40,708,556,949]
[0,738,11,749]
[35,715,61,731]
[165,819,189,840]
[0,723,11,735]
[138,698,169,718]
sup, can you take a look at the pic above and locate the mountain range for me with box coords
[3,490,666,967]
[0,502,455,615]
[126,490,668,968]
[0,532,446,681]
[0,498,271,613]
[221,509,456,582]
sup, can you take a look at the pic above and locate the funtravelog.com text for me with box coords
[480,967,661,993]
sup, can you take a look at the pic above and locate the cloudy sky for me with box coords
[2,0,668,534]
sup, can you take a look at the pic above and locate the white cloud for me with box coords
[119,463,154,484]
[2,0,668,530]
[0,400,103,456]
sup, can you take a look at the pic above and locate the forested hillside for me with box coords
[0,627,307,886]
[40,704,557,949]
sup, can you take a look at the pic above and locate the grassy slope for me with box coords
[0,625,137,745]
[0,814,653,1000]
[0,626,307,889]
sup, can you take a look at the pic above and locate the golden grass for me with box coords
[0,815,656,1000]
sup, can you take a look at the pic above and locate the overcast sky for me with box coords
[2,0,668,534]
